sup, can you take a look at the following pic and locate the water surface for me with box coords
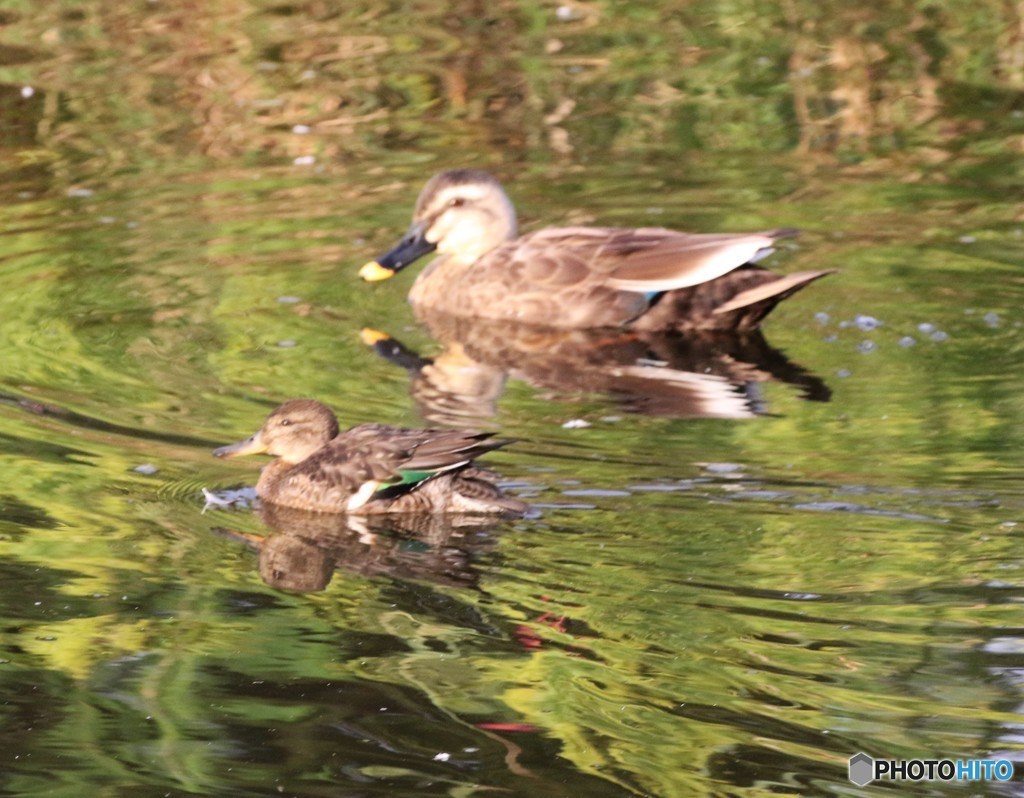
[1,2,1024,796]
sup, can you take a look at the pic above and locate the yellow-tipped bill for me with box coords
[359,261,396,282]
[359,327,392,346]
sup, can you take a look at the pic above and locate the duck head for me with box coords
[214,399,340,464]
[360,169,518,281]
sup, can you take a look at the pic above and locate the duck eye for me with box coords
[280,419,291,426]
[448,197,466,208]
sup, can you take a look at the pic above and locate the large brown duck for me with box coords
[213,399,525,515]
[360,169,833,332]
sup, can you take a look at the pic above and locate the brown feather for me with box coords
[712,269,836,314]
[606,232,777,284]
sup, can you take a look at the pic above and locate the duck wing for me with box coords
[602,228,797,292]
[290,424,512,510]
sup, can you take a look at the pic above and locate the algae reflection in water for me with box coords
[1,1,1024,796]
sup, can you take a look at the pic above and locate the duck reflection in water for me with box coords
[216,503,508,592]
[362,310,831,424]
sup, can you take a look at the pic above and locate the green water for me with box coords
[2,2,1024,796]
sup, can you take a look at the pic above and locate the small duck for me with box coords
[213,399,526,515]
[360,169,834,332]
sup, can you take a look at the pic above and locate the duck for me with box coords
[213,399,526,515]
[359,169,834,332]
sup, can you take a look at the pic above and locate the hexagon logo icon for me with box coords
[849,752,874,786]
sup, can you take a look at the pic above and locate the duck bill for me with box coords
[213,430,267,459]
[359,220,436,281]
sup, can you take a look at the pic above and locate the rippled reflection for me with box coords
[215,502,512,592]
[2,0,1024,795]
[364,310,830,423]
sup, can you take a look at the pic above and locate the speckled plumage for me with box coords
[214,399,525,515]
[360,169,834,332]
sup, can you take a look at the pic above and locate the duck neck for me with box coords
[256,458,292,499]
